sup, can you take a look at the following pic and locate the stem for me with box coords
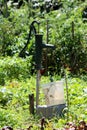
[4,0,8,17]
[72,21,74,39]
[64,70,69,122]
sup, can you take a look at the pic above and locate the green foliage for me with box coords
[0,87,13,106]
[63,75,87,121]
[0,77,36,128]
[0,1,87,129]
[0,75,87,128]
[0,56,33,84]
[42,2,87,74]
[0,0,87,74]
[0,5,33,56]
[0,108,18,127]
[0,17,15,56]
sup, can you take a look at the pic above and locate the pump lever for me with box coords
[19,20,40,57]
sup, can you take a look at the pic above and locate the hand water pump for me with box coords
[19,20,55,108]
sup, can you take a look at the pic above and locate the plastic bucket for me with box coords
[42,80,65,106]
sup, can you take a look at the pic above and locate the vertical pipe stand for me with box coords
[36,70,41,108]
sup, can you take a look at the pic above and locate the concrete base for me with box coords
[36,104,66,118]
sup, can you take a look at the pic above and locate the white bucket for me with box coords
[42,80,65,106]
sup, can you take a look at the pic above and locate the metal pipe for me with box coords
[36,70,41,108]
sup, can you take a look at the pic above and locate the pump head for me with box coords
[35,34,55,70]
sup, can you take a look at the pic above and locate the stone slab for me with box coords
[36,103,66,118]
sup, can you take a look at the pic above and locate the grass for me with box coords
[0,75,87,129]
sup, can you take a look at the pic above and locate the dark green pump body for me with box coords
[35,34,55,70]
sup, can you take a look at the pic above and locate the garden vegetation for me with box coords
[0,0,87,129]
